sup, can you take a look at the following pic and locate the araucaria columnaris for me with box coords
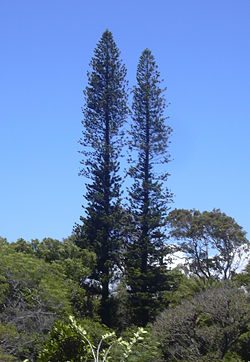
[125,49,173,326]
[75,30,128,326]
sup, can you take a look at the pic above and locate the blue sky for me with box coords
[1,0,250,242]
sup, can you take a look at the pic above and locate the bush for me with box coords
[39,316,162,361]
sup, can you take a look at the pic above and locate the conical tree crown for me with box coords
[131,48,172,163]
[81,30,128,156]
[125,49,173,326]
[75,30,128,326]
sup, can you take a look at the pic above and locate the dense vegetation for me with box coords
[1,30,249,361]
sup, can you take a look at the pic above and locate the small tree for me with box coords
[74,30,128,325]
[125,49,173,326]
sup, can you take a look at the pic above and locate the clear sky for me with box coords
[1,0,250,242]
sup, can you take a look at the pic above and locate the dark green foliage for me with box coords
[38,318,111,362]
[153,283,249,361]
[222,351,246,362]
[74,30,128,326]
[225,323,250,361]
[167,208,249,280]
[125,49,172,326]
[169,274,222,307]
[39,321,85,361]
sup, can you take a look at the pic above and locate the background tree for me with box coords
[11,236,97,318]
[74,30,128,326]
[168,274,221,307]
[233,260,250,292]
[125,49,173,326]
[0,238,73,361]
[167,208,249,280]
[153,283,250,361]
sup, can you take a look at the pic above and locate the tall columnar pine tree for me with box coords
[125,49,173,326]
[74,30,128,326]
